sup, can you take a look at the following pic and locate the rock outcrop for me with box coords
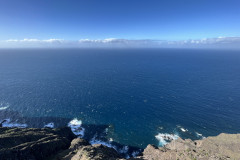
[1,126,240,160]
[0,127,76,160]
[53,138,121,160]
[136,133,240,160]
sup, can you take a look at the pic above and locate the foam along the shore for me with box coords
[155,133,179,146]
[196,131,205,139]
[0,116,141,158]
[90,134,118,150]
[44,122,54,128]
[68,118,85,138]
[1,118,27,128]
[89,134,140,158]
[1,126,240,160]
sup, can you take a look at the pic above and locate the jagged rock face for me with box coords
[0,126,121,160]
[196,133,240,159]
[137,133,240,160]
[69,138,90,150]
[1,126,240,160]
[70,144,120,160]
[57,138,121,160]
[0,127,76,160]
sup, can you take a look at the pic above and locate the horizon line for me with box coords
[1,36,240,49]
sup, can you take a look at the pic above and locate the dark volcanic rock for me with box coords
[55,138,121,160]
[0,127,76,160]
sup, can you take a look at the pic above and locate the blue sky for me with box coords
[0,0,240,48]
[0,0,240,41]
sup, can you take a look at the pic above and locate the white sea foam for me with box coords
[90,134,140,159]
[119,146,130,159]
[196,132,202,137]
[180,127,188,132]
[104,128,109,133]
[0,106,8,110]
[118,145,129,154]
[90,134,118,151]
[68,118,85,138]
[177,125,188,132]
[0,102,9,110]
[196,132,205,139]
[44,122,54,128]
[1,119,27,128]
[132,150,140,157]
[155,133,179,146]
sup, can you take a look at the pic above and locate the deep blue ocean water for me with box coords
[0,48,240,149]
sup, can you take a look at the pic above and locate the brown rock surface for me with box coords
[136,133,240,160]
[70,144,120,160]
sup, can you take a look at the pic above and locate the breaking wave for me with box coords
[177,125,188,132]
[90,134,118,150]
[89,134,140,159]
[0,116,141,159]
[195,132,205,139]
[0,102,9,110]
[68,118,85,138]
[0,118,27,128]
[44,122,54,128]
[155,133,179,146]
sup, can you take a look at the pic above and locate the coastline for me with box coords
[0,126,240,160]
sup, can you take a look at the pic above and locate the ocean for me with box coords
[0,48,240,155]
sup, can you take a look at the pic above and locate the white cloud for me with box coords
[0,37,240,49]
[6,38,64,43]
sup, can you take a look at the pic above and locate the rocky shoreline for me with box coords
[0,126,240,160]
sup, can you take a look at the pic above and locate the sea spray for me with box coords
[68,118,85,138]
[44,122,54,128]
[1,118,27,128]
[155,133,179,146]
[0,102,9,110]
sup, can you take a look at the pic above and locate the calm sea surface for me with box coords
[0,49,240,148]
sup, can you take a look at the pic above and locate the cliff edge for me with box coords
[0,127,239,160]
[137,133,240,160]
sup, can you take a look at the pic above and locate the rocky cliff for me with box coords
[0,127,240,160]
[137,133,240,160]
[0,127,76,160]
